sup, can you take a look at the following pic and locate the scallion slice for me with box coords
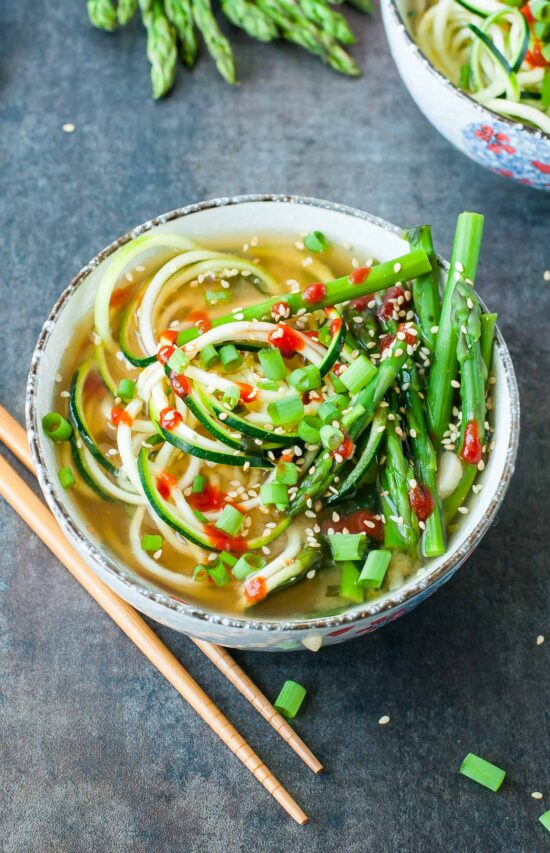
[304,230,329,253]
[42,412,73,442]
[320,424,344,451]
[166,347,189,374]
[215,505,245,536]
[192,475,206,494]
[58,466,76,489]
[317,401,341,425]
[288,365,322,392]
[193,564,208,582]
[276,460,299,485]
[141,533,163,552]
[330,533,367,561]
[258,347,286,380]
[298,415,321,444]
[200,343,219,369]
[542,69,550,108]
[328,393,349,411]
[341,403,366,430]
[232,553,266,580]
[117,378,136,401]
[459,753,506,791]
[219,344,242,372]
[339,561,364,603]
[205,289,232,306]
[340,355,377,394]
[539,810,550,833]
[258,378,278,391]
[260,482,290,507]
[193,509,208,523]
[267,394,304,427]
[274,680,307,719]
[318,324,332,347]
[358,549,391,589]
[222,385,240,410]
[208,561,230,586]
[219,550,238,567]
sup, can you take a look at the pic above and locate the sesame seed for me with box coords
[457,506,468,514]
[536,635,544,645]
[55,372,62,382]
[60,390,70,398]
[62,122,76,133]
[262,546,271,555]
[332,511,340,522]
[431,325,439,334]
[306,570,316,579]
[378,715,390,725]
[393,263,401,274]
[531,792,543,800]
[544,270,550,282]
[451,379,461,388]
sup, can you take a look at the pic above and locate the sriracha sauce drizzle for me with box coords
[303,282,327,304]
[461,420,483,465]
[156,470,177,500]
[348,266,371,285]
[408,483,435,522]
[110,407,133,427]
[268,324,304,358]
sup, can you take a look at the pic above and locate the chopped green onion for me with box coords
[340,355,377,394]
[459,753,506,792]
[320,424,344,450]
[193,509,208,523]
[260,482,290,507]
[459,63,470,90]
[117,378,136,401]
[304,230,329,253]
[288,365,321,392]
[166,347,189,374]
[42,412,73,442]
[339,561,364,603]
[232,553,266,580]
[341,402,366,430]
[531,0,550,20]
[543,42,550,63]
[222,385,240,410]
[193,564,208,582]
[141,533,163,552]
[534,19,550,37]
[317,324,332,347]
[219,344,242,372]
[215,505,245,536]
[330,371,348,393]
[542,69,550,109]
[317,400,341,424]
[219,550,238,567]
[200,343,219,369]
[358,550,392,589]
[328,393,349,411]
[208,561,230,586]
[539,810,550,833]
[274,680,307,719]
[330,533,367,561]
[192,475,206,494]
[276,460,299,485]
[267,394,304,427]
[298,415,321,444]
[258,378,278,391]
[258,347,286,380]
[58,466,76,489]
[205,289,232,306]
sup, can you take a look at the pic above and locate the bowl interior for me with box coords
[27,196,519,632]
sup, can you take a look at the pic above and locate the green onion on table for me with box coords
[42,215,499,618]
[85,0,370,97]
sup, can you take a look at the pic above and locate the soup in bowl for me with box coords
[26,196,519,651]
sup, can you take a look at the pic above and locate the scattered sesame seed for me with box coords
[457,506,468,514]
[393,263,401,274]
[451,379,461,388]
[306,570,316,579]
[537,635,545,645]
[544,270,550,282]
[60,390,70,398]
[378,715,390,725]
[62,122,76,133]
[532,792,544,800]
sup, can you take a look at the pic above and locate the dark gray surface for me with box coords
[1,2,549,851]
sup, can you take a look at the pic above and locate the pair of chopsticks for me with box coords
[0,405,321,824]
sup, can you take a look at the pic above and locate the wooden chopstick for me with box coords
[0,406,322,776]
[0,419,308,825]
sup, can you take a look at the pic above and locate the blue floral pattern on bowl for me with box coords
[463,120,550,190]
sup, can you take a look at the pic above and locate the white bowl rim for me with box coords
[381,0,550,142]
[26,194,520,635]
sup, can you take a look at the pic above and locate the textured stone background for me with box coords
[1,2,549,851]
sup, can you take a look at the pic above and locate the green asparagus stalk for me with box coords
[118,0,138,24]
[427,212,484,445]
[403,367,445,558]
[297,0,356,44]
[383,415,419,553]
[403,225,441,351]
[480,313,497,372]
[192,0,237,83]
[165,0,200,67]
[141,0,178,98]
[87,0,118,30]
[221,0,279,41]
[454,278,487,459]
[327,406,387,504]
[379,468,405,550]
[346,0,373,12]
[177,249,431,347]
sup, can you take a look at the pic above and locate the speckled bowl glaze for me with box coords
[26,195,520,651]
[381,0,550,190]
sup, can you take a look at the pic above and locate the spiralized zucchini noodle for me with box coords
[415,0,550,134]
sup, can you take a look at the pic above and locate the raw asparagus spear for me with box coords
[403,225,441,351]
[298,0,356,44]
[453,278,487,462]
[326,406,387,505]
[383,415,419,553]
[480,313,497,372]
[427,212,484,445]
[87,0,118,30]
[192,0,237,83]
[221,0,279,41]
[118,0,138,24]
[177,250,430,346]
[165,0,200,67]
[141,0,178,98]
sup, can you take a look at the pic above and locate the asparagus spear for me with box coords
[192,0,237,83]
[87,0,118,30]
[165,0,200,67]
[383,414,419,553]
[427,212,484,445]
[177,249,430,346]
[297,0,356,44]
[118,0,138,24]
[326,406,387,505]
[403,225,441,351]
[221,0,279,41]
[141,0,178,98]
[403,366,445,558]
[454,277,487,461]
[346,0,373,12]
[480,313,497,372]
[379,468,405,550]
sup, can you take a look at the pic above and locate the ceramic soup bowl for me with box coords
[26,195,520,652]
[381,0,550,191]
